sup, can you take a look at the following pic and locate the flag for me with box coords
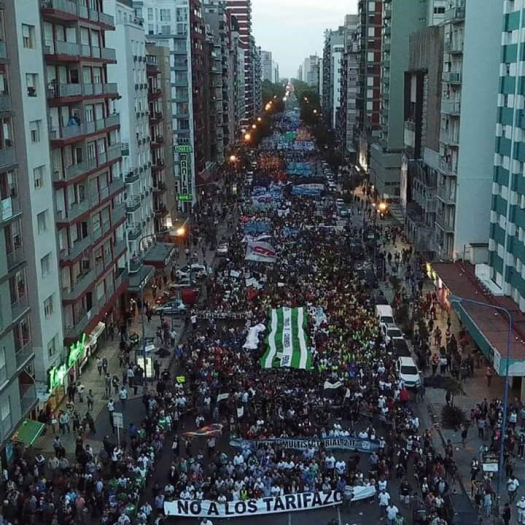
[245,241,277,263]
[324,380,343,390]
[260,307,312,370]
[183,424,223,438]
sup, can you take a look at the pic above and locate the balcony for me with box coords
[60,233,91,261]
[115,269,128,290]
[436,186,456,205]
[56,198,90,223]
[43,40,80,58]
[444,40,463,55]
[149,88,162,100]
[441,99,461,115]
[47,82,118,102]
[15,339,34,371]
[0,94,11,114]
[20,384,37,417]
[49,114,120,143]
[152,159,165,172]
[126,195,141,212]
[441,129,459,147]
[435,213,455,233]
[0,146,16,171]
[128,223,143,240]
[62,268,95,301]
[7,246,25,271]
[11,294,30,323]
[443,72,462,84]
[58,144,121,182]
[121,142,130,156]
[151,136,164,148]
[114,238,127,257]
[153,181,167,193]
[444,5,465,23]
[149,111,163,124]
[147,63,161,76]
[0,195,21,226]
[41,0,115,29]
[112,202,126,225]
[154,204,168,216]
[43,40,116,63]
[439,157,457,175]
[125,169,139,184]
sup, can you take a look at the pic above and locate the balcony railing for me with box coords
[62,268,95,301]
[11,294,29,322]
[0,147,16,170]
[0,94,11,113]
[441,129,459,146]
[115,269,128,290]
[61,233,91,261]
[0,195,21,225]
[7,246,25,270]
[47,82,118,100]
[15,340,34,370]
[20,384,37,416]
[436,186,456,204]
[443,72,462,84]
[128,223,143,240]
[49,114,120,141]
[435,213,455,232]
[112,202,126,224]
[56,199,90,222]
[444,40,463,54]
[126,195,141,212]
[43,40,80,57]
[441,99,461,115]
[439,157,457,175]
[444,5,465,23]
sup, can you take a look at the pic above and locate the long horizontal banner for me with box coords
[230,436,380,454]
[165,490,342,519]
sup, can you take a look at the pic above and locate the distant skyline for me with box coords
[252,0,358,79]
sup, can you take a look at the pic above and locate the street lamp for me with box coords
[244,133,251,141]
[257,117,262,122]
[251,124,257,129]
[229,155,237,163]
[448,294,512,507]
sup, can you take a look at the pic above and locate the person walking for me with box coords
[508,475,520,503]
[107,399,115,431]
[97,357,103,376]
[104,373,111,398]
[502,503,512,525]
[87,389,94,411]
[119,385,128,409]
[486,366,493,387]
[76,381,85,403]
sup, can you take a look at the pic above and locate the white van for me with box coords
[375,304,395,327]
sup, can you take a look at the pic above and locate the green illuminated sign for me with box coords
[48,333,88,392]
[176,145,193,153]
[178,194,193,202]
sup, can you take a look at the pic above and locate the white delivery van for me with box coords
[375,304,395,327]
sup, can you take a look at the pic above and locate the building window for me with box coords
[37,210,47,234]
[22,24,35,49]
[1,397,11,432]
[434,7,445,14]
[47,335,57,358]
[44,295,54,318]
[41,253,51,277]
[34,165,45,189]
[0,347,6,385]
[160,9,171,21]
[26,73,38,97]
[147,7,153,20]
[30,120,41,143]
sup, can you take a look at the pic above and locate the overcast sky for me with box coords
[252,0,358,79]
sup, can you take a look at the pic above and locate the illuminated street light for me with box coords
[244,133,251,141]
[252,124,257,129]
[257,117,262,122]
[378,202,388,212]
[229,155,237,163]
[176,226,186,237]
[313,109,318,114]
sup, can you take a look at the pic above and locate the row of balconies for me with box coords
[47,82,118,100]
[54,143,122,183]
[41,0,115,29]
[43,40,116,63]
[49,114,119,142]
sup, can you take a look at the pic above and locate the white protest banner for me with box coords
[217,393,229,403]
[164,491,342,519]
[245,241,277,263]
[323,380,343,390]
[344,485,376,502]
[237,406,244,418]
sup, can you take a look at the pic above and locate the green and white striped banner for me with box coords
[260,307,312,370]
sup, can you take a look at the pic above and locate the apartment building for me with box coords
[322,27,344,131]
[0,3,38,453]
[435,0,501,261]
[355,0,383,172]
[369,0,427,200]
[252,40,262,114]
[260,50,272,82]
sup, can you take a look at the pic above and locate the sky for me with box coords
[252,0,358,79]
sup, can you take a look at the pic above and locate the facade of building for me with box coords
[271,61,279,83]
[369,0,427,200]
[488,0,525,300]
[436,0,500,261]
[0,2,38,451]
[355,0,383,172]
[402,26,443,253]
[252,41,262,114]
[321,27,344,130]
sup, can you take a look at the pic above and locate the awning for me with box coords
[143,243,176,269]
[12,419,45,446]
[88,322,105,346]
[128,264,156,293]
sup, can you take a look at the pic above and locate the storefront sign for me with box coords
[178,194,193,202]
[48,334,88,392]
[176,145,193,153]
[164,491,342,518]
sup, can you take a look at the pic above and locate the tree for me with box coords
[445,378,466,408]
[262,80,286,105]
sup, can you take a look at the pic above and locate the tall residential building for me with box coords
[340,15,359,158]
[369,0,427,200]
[260,50,272,82]
[4,0,128,410]
[105,0,155,272]
[355,0,383,172]
[272,61,279,83]
[223,0,255,121]
[435,0,501,261]
[303,54,319,87]
[402,26,443,252]
[297,64,303,82]
[252,41,262,113]
[488,0,525,301]
[0,3,38,449]
[322,27,344,130]
[146,43,175,228]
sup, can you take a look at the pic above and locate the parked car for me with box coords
[154,299,187,316]
[397,356,421,388]
[216,242,229,256]
[392,338,411,357]
[338,206,350,218]
[169,277,198,290]
[383,325,404,345]
[175,264,209,280]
